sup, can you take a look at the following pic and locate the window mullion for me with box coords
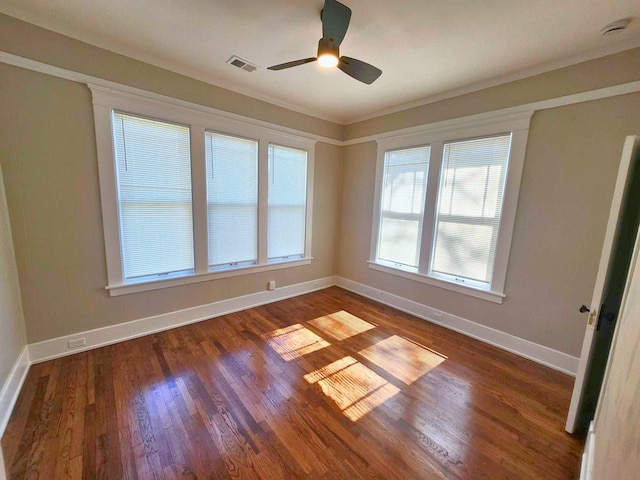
[304,146,314,258]
[418,140,443,274]
[190,125,209,274]
[257,138,269,264]
[369,147,386,262]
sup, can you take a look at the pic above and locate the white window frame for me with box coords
[369,111,532,304]
[91,85,315,296]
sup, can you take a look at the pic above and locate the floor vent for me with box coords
[227,56,258,72]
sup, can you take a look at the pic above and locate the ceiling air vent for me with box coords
[227,56,258,73]
[600,19,631,35]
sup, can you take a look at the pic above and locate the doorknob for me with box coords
[597,303,616,330]
[579,305,590,313]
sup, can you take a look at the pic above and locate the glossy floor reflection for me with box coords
[308,310,376,340]
[304,356,401,421]
[263,309,446,421]
[359,335,446,384]
[1,287,583,479]
[260,323,330,361]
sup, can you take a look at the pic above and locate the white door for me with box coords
[566,135,640,433]
[589,225,640,479]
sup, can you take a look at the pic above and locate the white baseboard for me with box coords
[27,274,579,374]
[28,276,337,364]
[336,276,579,376]
[0,346,30,438]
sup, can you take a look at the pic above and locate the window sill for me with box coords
[106,257,313,296]
[367,261,505,304]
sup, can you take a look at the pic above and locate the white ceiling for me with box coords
[1,0,639,124]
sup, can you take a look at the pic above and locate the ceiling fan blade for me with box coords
[338,56,382,84]
[268,57,317,70]
[322,0,351,47]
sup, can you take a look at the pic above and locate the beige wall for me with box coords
[2,13,640,360]
[0,158,27,389]
[338,93,640,357]
[0,62,342,343]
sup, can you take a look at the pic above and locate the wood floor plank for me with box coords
[81,403,96,479]
[0,364,44,467]
[2,287,583,479]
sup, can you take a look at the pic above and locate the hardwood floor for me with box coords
[2,287,583,479]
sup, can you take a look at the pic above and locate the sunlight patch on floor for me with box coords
[304,356,400,421]
[308,310,376,341]
[359,335,446,385]
[261,324,330,361]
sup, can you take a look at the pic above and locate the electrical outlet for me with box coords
[68,337,86,349]
[267,280,276,291]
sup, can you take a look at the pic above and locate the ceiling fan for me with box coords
[267,0,382,85]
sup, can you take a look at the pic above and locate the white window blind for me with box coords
[268,144,308,260]
[431,134,511,285]
[377,146,431,267]
[112,112,194,281]
[205,132,258,269]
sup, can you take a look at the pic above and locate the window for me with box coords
[113,113,194,282]
[91,86,315,296]
[206,132,258,270]
[371,113,531,303]
[268,144,308,261]
[378,146,430,268]
[431,135,511,286]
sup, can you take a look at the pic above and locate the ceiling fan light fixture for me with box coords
[317,37,340,68]
[317,53,339,67]
[267,0,382,84]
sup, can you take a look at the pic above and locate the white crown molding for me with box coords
[0,51,344,146]
[2,3,639,126]
[346,38,640,124]
[335,276,579,375]
[3,51,640,149]
[342,79,640,146]
[0,4,344,125]
[0,346,30,438]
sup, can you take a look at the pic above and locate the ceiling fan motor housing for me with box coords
[317,37,339,59]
